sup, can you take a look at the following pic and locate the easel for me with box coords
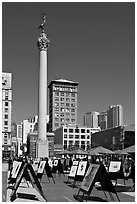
[10,163,47,202]
[75,164,120,202]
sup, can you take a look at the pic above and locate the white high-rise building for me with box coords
[107,105,123,128]
[2,72,12,158]
[83,111,99,128]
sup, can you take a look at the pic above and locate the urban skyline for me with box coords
[2,2,135,126]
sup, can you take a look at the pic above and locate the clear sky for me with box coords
[2,2,135,126]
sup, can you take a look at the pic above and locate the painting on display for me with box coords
[80,164,100,192]
[76,161,87,176]
[54,160,58,166]
[69,165,78,178]
[37,161,46,174]
[109,161,121,173]
[11,161,22,179]
[32,161,39,172]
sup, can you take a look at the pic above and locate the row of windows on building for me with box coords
[54,107,76,112]
[64,128,90,133]
[55,118,76,123]
[55,113,75,117]
[54,92,76,97]
[54,97,76,102]
[54,102,75,107]
[64,134,90,139]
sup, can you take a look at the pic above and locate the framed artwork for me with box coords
[109,161,121,172]
[37,161,46,174]
[80,164,99,192]
[54,160,58,166]
[32,161,39,171]
[69,165,78,178]
[76,161,87,176]
[11,161,22,178]
[73,160,79,166]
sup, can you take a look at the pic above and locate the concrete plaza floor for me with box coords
[2,163,135,202]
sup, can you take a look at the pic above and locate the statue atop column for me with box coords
[37,12,50,51]
[38,12,46,33]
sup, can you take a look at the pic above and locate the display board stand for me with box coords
[75,164,120,202]
[10,163,47,202]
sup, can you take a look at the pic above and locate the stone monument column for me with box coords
[36,14,50,158]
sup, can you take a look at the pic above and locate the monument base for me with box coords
[36,140,49,158]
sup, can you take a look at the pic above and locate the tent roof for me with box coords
[120,145,135,154]
[69,148,89,155]
[89,146,114,155]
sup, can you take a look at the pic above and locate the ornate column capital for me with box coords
[37,32,50,51]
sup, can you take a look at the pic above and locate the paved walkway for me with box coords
[2,163,135,202]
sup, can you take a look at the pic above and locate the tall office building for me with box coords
[2,72,12,159]
[98,111,107,130]
[107,105,123,128]
[83,111,99,128]
[48,79,79,132]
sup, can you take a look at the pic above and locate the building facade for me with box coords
[91,124,135,150]
[2,72,12,159]
[48,79,79,132]
[54,124,100,150]
[107,105,123,128]
[83,111,99,128]
[27,131,54,158]
[98,111,107,130]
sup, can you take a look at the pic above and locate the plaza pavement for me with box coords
[2,162,135,202]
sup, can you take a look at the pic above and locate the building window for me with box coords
[55,123,59,127]
[75,135,79,139]
[4,115,8,119]
[87,130,90,133]
[4,121,8,126]
[64,128,67,132]
[66,113,70,117]
[55,102,59,107]
[87,135,90,139]
[75,128,79,133]
[4,135,8,144]
[69,129,73,133]
[5,102,8,106]
[61,103,64,107]
[66,118,70,122]
[81,129,85,133]
[60,113,64,117]
[55,118,59,121]
[4,108,8,113]
[69,135,73,139]
[71,93,75,97]
[69,140,73,146]
[55,97,59,101]
[55,107,59,111]
[66,98,70,102]
[5,96,9,100]
[66,103,70,107]
[61,92,64,96]
[74,141,79,146]
[60,98,64,101]
[71,103,75,107]
[71,119,75,123]
[71,98,75,102]
[60,118,64,122]
[61,108,65,112]
[66,93,70,97]
[55,92,59,96]
[66,108,70,113]
[71,109,75,112]
[81,135,85,139]
[64,134,67,138]
[55,113,59,117]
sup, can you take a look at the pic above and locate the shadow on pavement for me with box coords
[17,193,39,201]
[96,185,135,192]
[73,194,108,202]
